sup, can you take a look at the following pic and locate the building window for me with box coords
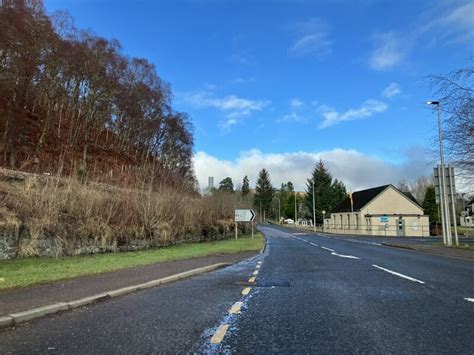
[366,218,371,231]
[340,214,343,229]
[355,214,359,230]
[347,214,351,229]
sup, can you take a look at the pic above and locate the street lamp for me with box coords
[312,180,316,232]
[322,210,326,232]
[427,100,452,246]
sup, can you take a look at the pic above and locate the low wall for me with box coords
[0,224,243,260]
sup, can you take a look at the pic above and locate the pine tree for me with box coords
[218,177,234,193]
[304,160,347,223]
[331,178,347,209]
[242,175,250,196]
[254,168,274,218]
[422,185,438,224]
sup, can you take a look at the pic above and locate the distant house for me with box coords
[324,184,429,237]
[460,200,474,227]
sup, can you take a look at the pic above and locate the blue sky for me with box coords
[44,0,473,191]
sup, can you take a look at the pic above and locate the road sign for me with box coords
[235,209,256,222]
[380,216,389,223]
[434,165,455,204]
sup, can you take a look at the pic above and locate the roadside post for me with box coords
[235,209,256,240]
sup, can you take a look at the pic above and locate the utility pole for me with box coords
[278,198,281,224]
[312,180,316,232]
[448,164,459,245]
[428,101,452,246]
[294,192,297,225]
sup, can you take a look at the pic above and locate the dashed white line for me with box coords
[252,270,259,275]
[321,246,335,252]
[331,252,360,259]
[372,264,425,284]
[464,298,474,303]
[309,242,318,247]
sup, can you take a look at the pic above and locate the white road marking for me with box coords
[331,252,360,259]
[242,287,251,296]
[309,242,318,247]
[252,270,259,275]
[372,264,425,284]
[464,298,474,303]
[257,261,262,265]
[256,264,261,269]
[321,246,335,252]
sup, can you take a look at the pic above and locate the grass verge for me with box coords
[0,232,264,290]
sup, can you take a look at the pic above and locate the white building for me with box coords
[324,184,430,237]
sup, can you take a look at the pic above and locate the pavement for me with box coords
[1,225,473,354]
[0,251,256,315]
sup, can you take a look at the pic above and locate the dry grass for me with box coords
[0,170,252,258]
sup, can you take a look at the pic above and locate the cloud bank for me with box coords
[193,148,433,192]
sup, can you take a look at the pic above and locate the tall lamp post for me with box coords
[427,101,452,246]
[312,180,316,232]
[322,210,326,232]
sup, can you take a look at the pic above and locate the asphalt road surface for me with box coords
[1,225,473,354]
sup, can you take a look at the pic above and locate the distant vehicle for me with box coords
[284,219,294,224]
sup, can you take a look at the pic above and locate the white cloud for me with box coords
[368,1,473,71]
[290,98,304,109]
[290,18,332,57]
[278,112,305,123]
[369,32,406,71]
[182,90,270,131]
[382,83,402,98]
[319,99,388,128]
[193,148,434,193]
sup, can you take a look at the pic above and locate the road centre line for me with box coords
[464,298,474,303]
[211,324,230,344]
[248,276,256,283]
[321,246,335,252]
[372,264,425,284]
[309,242,318,247]
[331,252,360,259]
[252,270,259,275]
[242,287,251,296]
[256,264,261,269]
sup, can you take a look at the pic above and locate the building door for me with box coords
[396,218,405,236]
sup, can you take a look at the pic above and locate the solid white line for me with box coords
[464,298,474,303]
[321,246,335,252]
[331,252,360,259]
[372,264,425,284]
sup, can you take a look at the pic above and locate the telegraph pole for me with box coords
[294,192,297,225]
[312,180,316,232]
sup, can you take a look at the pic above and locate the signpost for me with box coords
[235,209,256,239]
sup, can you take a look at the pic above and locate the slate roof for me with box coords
[332,184,421,213]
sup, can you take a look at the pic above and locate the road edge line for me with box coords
[1,262,230,330]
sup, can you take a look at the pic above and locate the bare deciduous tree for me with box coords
[430,65,474,182]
